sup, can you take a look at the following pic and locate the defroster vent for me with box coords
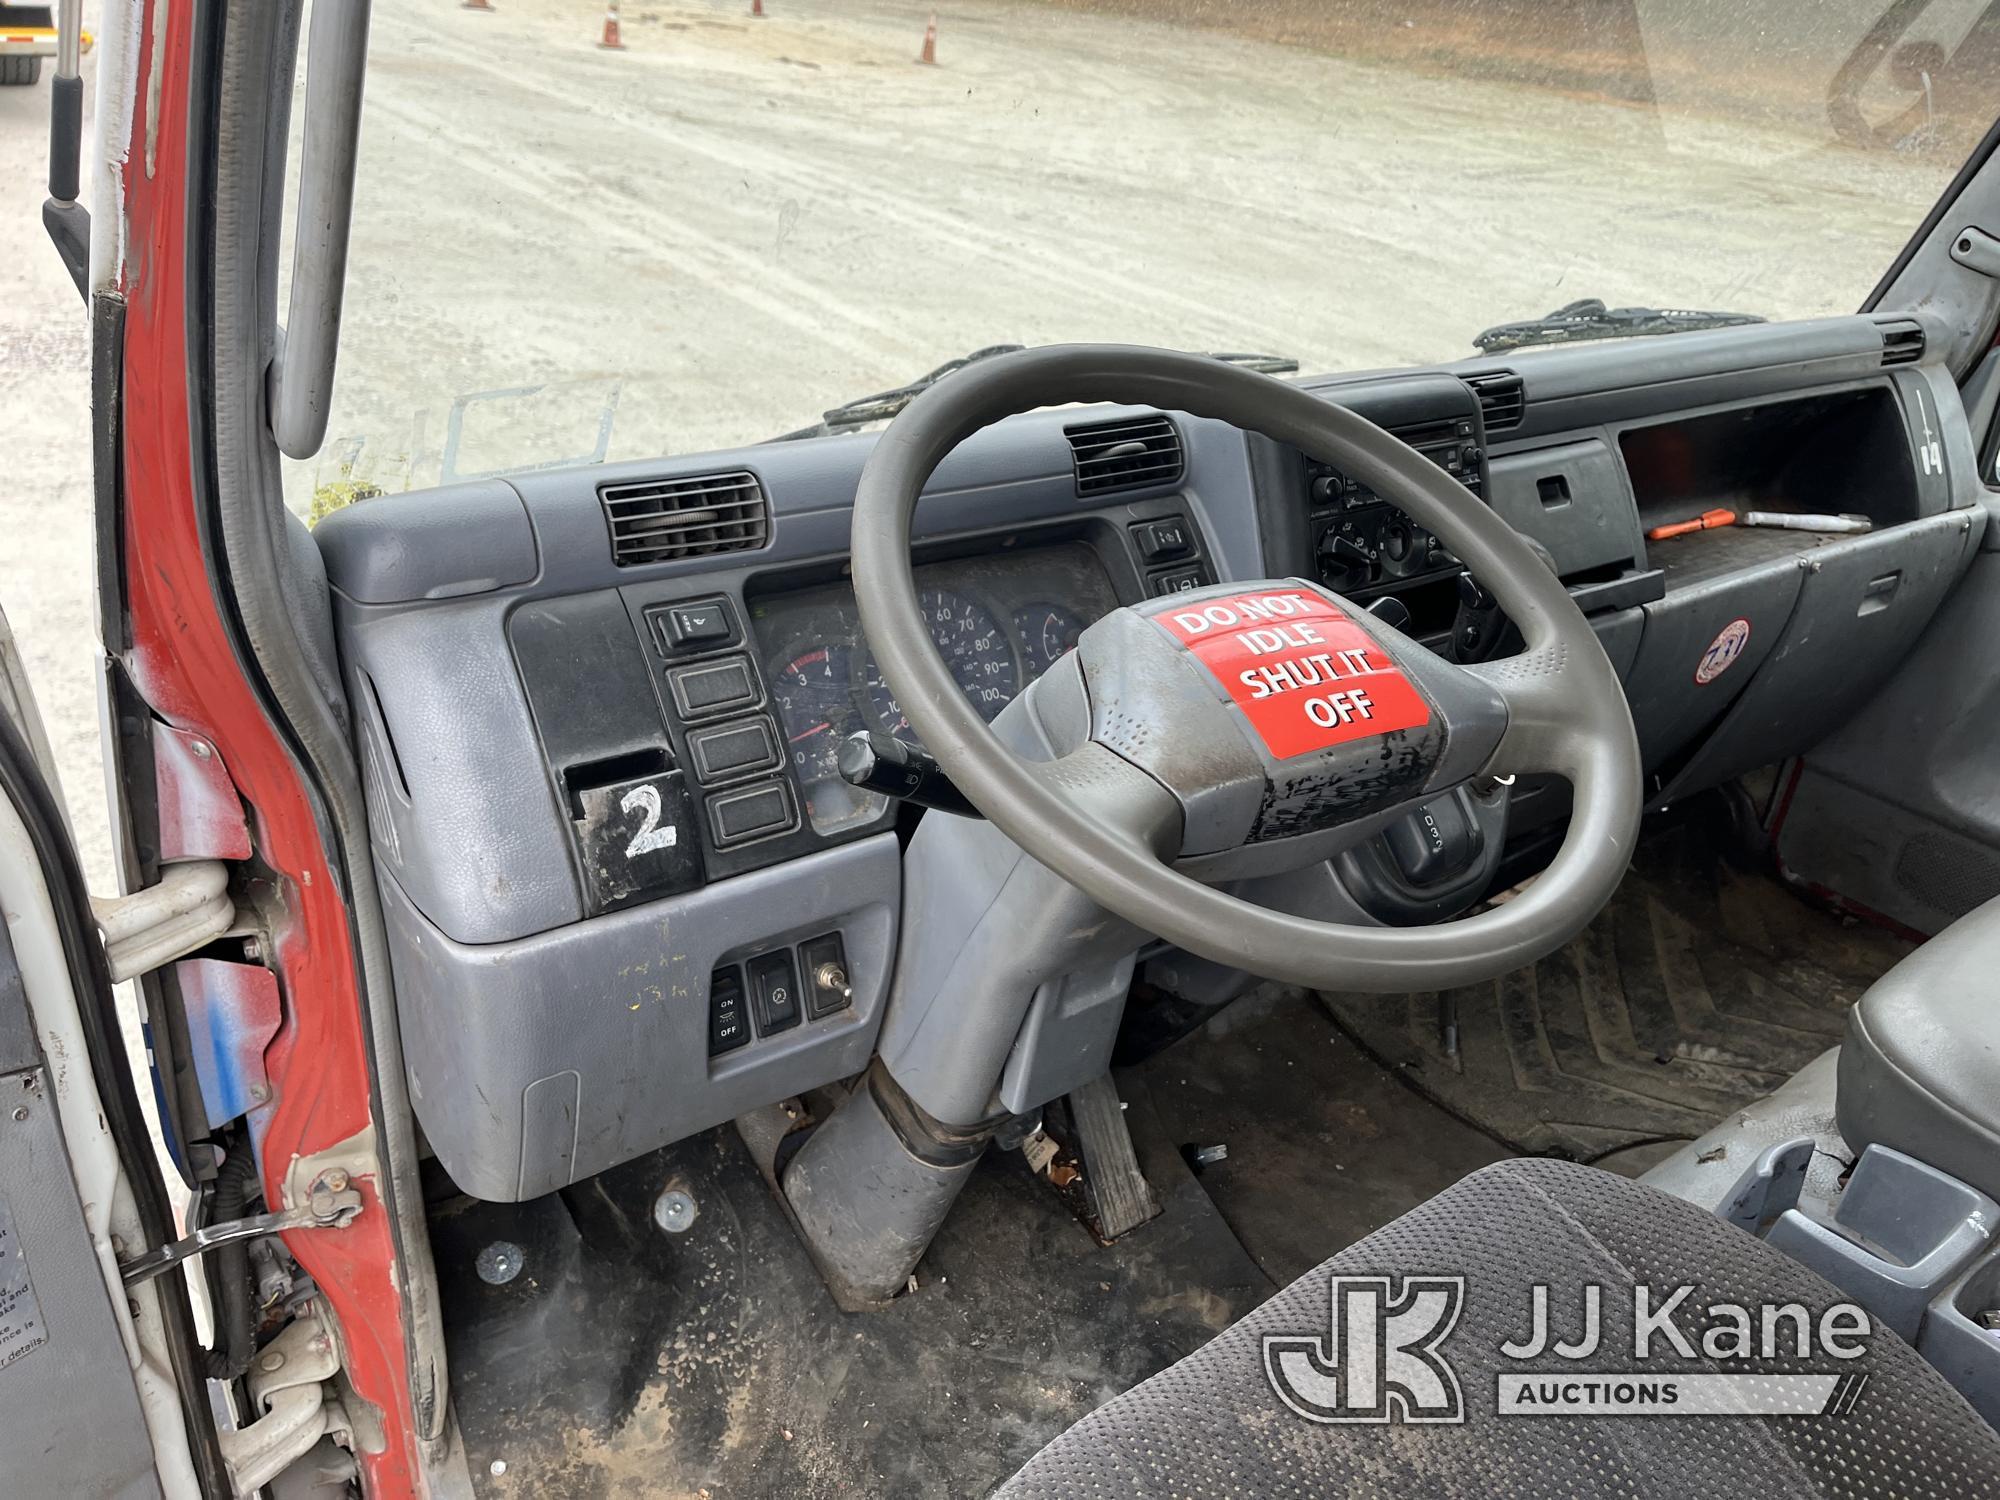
[1464,370,1525,432]
[1878,319,1925,367]
[601,471,770,566]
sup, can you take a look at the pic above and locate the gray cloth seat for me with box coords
[1839,893,2000,1204]
[996,1158,2000,1498]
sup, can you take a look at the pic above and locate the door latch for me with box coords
[119,1172,363,1285]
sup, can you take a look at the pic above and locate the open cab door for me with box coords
[10,0,449,1494]
[0,605,206,1496]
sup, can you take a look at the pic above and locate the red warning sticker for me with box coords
[1154,589,1432,759]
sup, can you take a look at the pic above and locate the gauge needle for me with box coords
[789,721,832,743]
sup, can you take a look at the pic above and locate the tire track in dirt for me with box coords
[381,8,1323,361]
[362,84,934,374]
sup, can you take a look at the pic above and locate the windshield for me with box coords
[284,0,1997,518]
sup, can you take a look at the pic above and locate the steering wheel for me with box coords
[851,345,1641,992]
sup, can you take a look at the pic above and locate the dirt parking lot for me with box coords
[0,0,1970,886]
[291,0,1960,506]
[1,48,103,880]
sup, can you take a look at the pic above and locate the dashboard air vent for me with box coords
[600,471,770,567]
[1066,414,1184,495]
[1464,370,1525,432]
[1878,319,1925,367]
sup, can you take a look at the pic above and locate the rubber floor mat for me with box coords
[1318,819,1913,1160]
[1129,988,1507,1285]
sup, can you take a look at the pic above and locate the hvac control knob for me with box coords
[1320,533,1371,566]
[1317,530,1374,590]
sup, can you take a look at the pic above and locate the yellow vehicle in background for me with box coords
[0,4,55,84]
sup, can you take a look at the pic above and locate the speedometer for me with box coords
[865,587,1020,734]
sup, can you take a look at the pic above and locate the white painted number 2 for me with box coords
[620,783,679,859]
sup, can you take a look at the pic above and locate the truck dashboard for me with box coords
[312,310,1986,1204]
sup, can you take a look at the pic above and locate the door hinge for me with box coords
[119,1172,363,1285]
[91,858,243,982]
[219,1303,353,1497]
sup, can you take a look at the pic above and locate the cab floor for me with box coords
[1319,810,1913,1161]
[429,994,1497,1496]
[428,809,1896,1495]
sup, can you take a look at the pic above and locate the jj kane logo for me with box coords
[1264,1276,1877,1424]
[1263,1276,1467,1424]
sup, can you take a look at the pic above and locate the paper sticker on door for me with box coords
[1695,618,1751,686]
[0,1188,48,1370]
[1154,589,1430,758]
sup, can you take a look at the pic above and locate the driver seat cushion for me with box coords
[995,1157,2000,1499]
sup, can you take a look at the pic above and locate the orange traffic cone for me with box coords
[597,0,625,49]
[462,0,494,11]
[918,12,938,65]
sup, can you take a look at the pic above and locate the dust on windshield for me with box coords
[283,0,1994,519]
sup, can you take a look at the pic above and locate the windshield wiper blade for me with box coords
[765,346,1300,442]
[1201,351,1301,375]
[1473,298,1765,355]
[767,344,1028,442]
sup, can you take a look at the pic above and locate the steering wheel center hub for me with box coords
[1076,580,1508,853]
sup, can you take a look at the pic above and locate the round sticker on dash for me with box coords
[1154,589,1431,759]
[1696,617,1751,685]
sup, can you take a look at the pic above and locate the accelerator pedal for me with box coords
[1067,1073,1161,1241]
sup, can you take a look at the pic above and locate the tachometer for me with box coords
[1014,604,1086,682]
[768,642,881,832]
[865,587,1020,735]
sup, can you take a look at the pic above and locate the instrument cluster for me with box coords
[750,543,1120,834]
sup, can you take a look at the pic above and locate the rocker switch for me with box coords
[748,951,801,1035]
[708,966,750,1057]
[666,601,732,646]
[1134,519,1193,562]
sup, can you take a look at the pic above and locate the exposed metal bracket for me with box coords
[1950,225,2000,279]
[92,859,241,982]
[179,957,284,1129]
[120,1175,362,1286]
[154,723,252,863]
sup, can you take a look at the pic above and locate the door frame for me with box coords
[105,0,438,1491]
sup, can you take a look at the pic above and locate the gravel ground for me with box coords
[1,49,105,884]
[1,0,1966,880]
